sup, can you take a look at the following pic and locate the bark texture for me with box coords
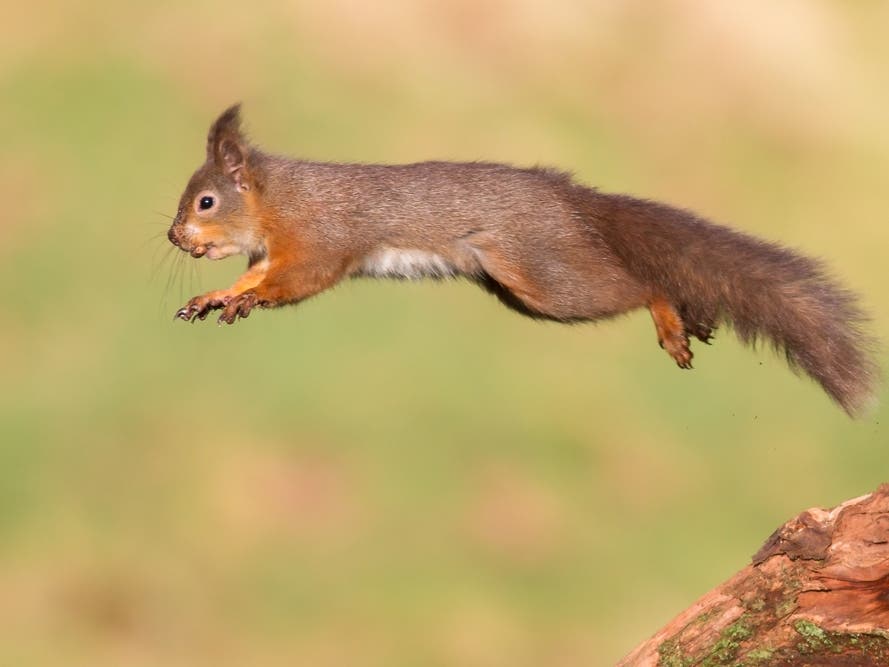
[619,484,889,666]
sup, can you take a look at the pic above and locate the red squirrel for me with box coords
[168,105,879,416]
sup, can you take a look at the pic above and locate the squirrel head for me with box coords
[168,104,265,261]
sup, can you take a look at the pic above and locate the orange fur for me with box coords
[649,297,693,369]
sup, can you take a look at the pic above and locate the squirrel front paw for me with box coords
[217,292,259,325]
[175,291,232,322]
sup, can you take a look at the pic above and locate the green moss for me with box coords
[794,619,825,638]
[700,617,754,666]
[658,638,694,667]
[794,619,832,654]
[746,597,766,613]
[660,618,889,666]
[792,619,889,659]
[745,648,774,662]
[658,615,757,666]
[775,598,798,618]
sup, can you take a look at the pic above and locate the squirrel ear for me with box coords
[207,104,252,190]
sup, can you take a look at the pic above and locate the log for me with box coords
[619,484,889,666]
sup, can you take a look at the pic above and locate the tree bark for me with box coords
[619,484,889,666]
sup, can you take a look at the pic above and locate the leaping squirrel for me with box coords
[167,105,879,416]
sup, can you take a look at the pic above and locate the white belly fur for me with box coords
[359,247,457,280]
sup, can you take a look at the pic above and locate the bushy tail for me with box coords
[597,194,880,416]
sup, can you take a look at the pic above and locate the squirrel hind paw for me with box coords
[663,333,694,369]
[649,297,695,369]
[687,322,716,345]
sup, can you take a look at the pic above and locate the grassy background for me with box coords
[1,1,887,665]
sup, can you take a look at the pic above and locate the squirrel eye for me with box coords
[198,195,215,210]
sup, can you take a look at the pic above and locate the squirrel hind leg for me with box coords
[685,320,716,345]
[678,303,717,344]
[649,297,694,369]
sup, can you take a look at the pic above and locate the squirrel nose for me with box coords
[167,227,181,248]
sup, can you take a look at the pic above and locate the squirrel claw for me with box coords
[691,325,715,345]
[175,293,231,323]
[217,292,258,325]
[174,306,196,322]
[662,334,694,370]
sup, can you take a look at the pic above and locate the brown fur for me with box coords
[168,105,880,416]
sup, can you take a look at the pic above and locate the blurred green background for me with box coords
[1,1,887,665]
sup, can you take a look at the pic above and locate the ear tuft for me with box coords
[206,103,253,190]
[206,104,244,159]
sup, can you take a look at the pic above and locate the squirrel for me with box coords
[168,105,879,416]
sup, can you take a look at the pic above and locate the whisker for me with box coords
[139,230,169,252]
[144,215,174,227]
[163,251,182,309]
[157,252,188,316]
[188,253,202,297]
[173,253,185,306]
[175,252,191,305]
[150,244,176,284]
